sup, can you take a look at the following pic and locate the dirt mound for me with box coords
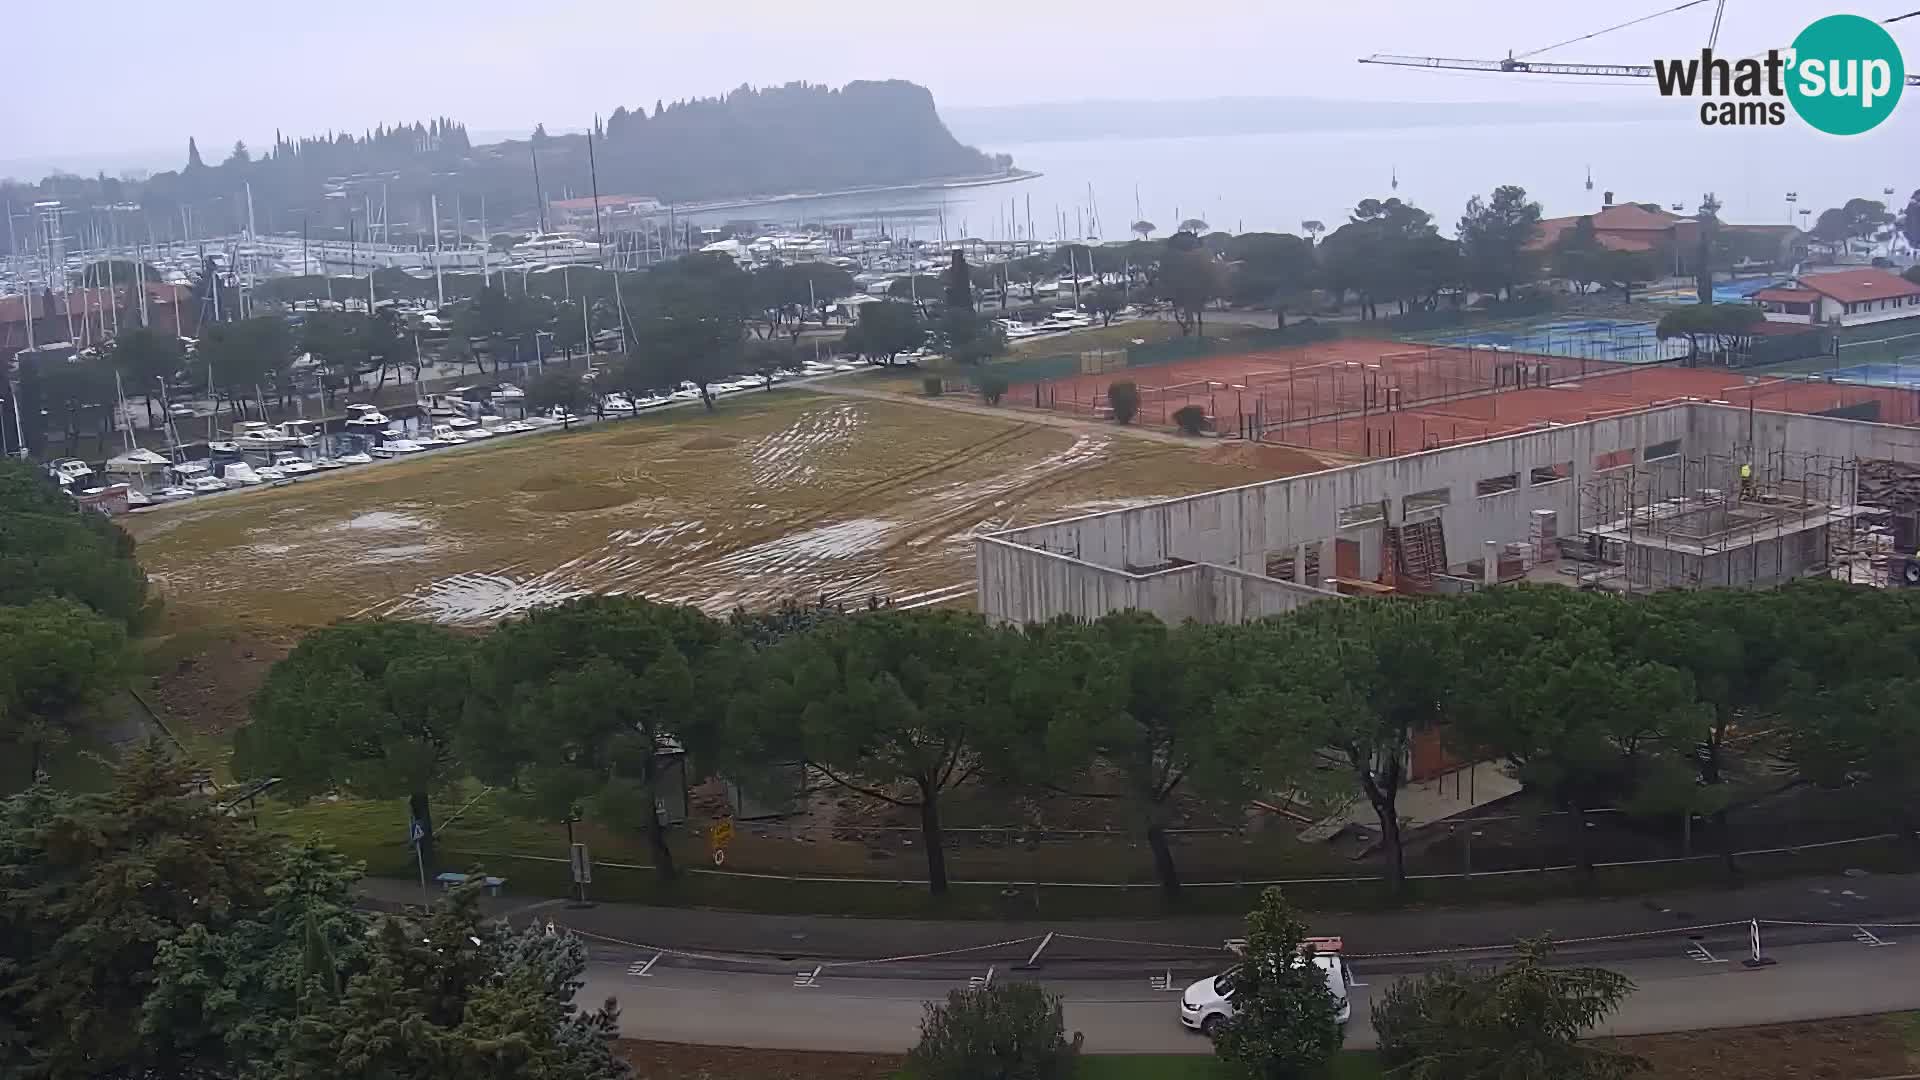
[528,483,633,513]
[1201,441,1330,476]
[682,434,740,451]
[138,606,297,752]
[518,472,575,492]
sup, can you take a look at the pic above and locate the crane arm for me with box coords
[1360,54,1652,77]
[1358,53,1920,85]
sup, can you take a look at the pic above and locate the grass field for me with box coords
[617,1013,1920,1079]
[126,390,1303,631]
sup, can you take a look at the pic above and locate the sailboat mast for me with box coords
[588,126,606,268]
[530,139,549,234]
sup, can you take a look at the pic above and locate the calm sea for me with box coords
[702,109,1917,242]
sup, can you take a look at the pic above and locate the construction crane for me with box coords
[1359,2,1920,86]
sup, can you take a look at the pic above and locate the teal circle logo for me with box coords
[1787,14,1905,135]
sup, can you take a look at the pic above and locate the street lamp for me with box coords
[1785,191,1798,226]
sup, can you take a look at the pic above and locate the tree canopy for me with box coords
[1373,937,1642,1080]
[0,749,632,1080]
[235,619,474,870]
[465,596,744,880]
[1457,185,1543,301]
[729,609,1016,894]
[1210,887,1344,1077]
[841,301,925,366]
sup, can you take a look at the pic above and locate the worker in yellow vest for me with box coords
[1739,462,1754,499]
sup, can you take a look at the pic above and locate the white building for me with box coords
[1752,268,1920,328]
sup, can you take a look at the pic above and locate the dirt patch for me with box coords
[518,472,575,492]
[1605,1014,1917,1079]
[127,393,1279,629]
[1200,441,1332,476]
[528,483,634,513]
[618,1040,899,1080]
[134,605,299,781]
[610,429,668,447]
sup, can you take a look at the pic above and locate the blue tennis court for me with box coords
[1827,362,1920,389]
[1426,317,1688,366]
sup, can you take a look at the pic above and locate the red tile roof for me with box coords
[1529,203,1686,251]
[1794,269,1920,304]
[0,284,190,325]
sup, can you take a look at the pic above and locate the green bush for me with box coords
[1373,937,1643,1080]
[907,982,1081,1080]
[1172,404,1207,435]
[1108,380,1140,424]
[978,371,1010,405]
[922,376,945,397]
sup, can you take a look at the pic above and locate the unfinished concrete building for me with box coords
[975,403,1920,625]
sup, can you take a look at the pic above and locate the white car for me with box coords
[1180,937,1352,1037]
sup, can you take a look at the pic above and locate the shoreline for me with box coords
[667,169,1042,215]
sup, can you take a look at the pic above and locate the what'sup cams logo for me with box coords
[1653,13,1905,133]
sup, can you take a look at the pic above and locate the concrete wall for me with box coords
[980,407,1699,624]
[1689,405,1920,464]
[1627,525,1828,590]
[979,402,1920,626]
[976,535,1335,625]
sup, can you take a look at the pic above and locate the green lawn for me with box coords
[1072,1052,1381,1079]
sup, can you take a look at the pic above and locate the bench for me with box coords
[434,872,509,896]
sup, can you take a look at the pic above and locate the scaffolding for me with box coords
[1568,448,1870,592]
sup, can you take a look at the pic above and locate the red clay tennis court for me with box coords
[1276,367,1920,457]
[1011,337,1920,459]
[1014,337,1635,431]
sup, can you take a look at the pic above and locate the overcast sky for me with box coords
[9,0,1908,171]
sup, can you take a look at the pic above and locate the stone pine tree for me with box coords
[235,620,475,873]
[463,596,745,883]
[728,609,1016,895]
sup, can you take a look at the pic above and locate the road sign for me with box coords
[712,848,727,866]
[709,818,735,850]
[409,819,426,845]
[569,842,592,885]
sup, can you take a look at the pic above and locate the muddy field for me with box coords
[126,391,1316,630]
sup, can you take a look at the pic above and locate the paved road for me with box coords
[578,937,1920,1054]
[364,868,1920,971]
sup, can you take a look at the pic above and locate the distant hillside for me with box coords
[942,96,1660,144]
[597,81,1007,202]
[0,81,1009,251]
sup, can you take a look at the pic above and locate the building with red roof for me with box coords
[0,283,196,361]
[1530,200,1807,275]
[1752,269,1920,328]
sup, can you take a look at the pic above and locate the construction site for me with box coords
[974,401,1920,625]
